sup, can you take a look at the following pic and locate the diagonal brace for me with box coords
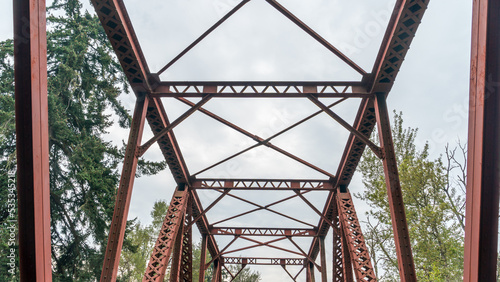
[265,0,366,75]
[137,94,213,157]
[307,95,383,158]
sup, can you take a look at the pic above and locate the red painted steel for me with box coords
[319,237,328,282]
[84,0,436,280]
[180,197,193,282]
[464,0,500,280]
[151,81,369,98]
[336,191,376,281]
[143,188,189,281]
[14,0,52,280]
[198,235,208,282]
[100,97,149,281]
[374,93,416,281]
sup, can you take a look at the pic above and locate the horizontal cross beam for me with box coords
[191,179,332,190]
[151,81,369,98]
[223,257,306,266]
[210,227,317,236]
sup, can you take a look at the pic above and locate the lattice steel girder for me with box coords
[101,96,149,281]
[180,197,193,282]
[151,81,369,98]
[309,0,430,263]
[374,92,416,281]
[91,0,191,185]
[143,187,189,281]
[211,227,317,237]
[14,0,52,280]
[336,190,376,281]
[192,179,332,190]
[223,257,306,266]
[464,0,500,280]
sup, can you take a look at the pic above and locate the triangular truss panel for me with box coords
[90,0,431,281]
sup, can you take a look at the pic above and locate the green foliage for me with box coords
[0,0,165,280]
[118,200,169,281]
[356,111,464,281]
[225,265,262,282]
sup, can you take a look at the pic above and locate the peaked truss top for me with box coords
[91,0,430,280]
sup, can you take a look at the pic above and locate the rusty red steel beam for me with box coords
[282,265,298,281]
[308,0,430,264]
[307,94,383,158]
[157,0,251,75]
[91,4,200,272]
[14,0,52,279]
[319,237,328,282]
[265,0,366,75]
[190,190,221,258]
[143,187,189,281]
[375,92,416,281]
[287,237,322,271]
[187,188,231,230]
[336,190,376,281]
[187,96,340,178]
[152,81,369,98]
[209,189,317,227]
[180,197,193,282]
[223,235,304,257]
[206,236,240,268]
[137,94,213,157]
[223,257,306,266]
[464,0,500,280]
[192,179,332,190]
[100,97,149,281]
[198,235,208,282]
[210,227,317,237]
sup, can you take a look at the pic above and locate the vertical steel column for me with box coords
[180,197,193,281]
[340,230,353,281]
[374,93,416,281]
[13,0,51,280]
[199,234,208,282]
[169,216,185,282]
[306,261,316,282]
[143,187,189,281]
[336,189,376,281]
[319,237,328,282]
[100,95,149,281]
[464,0,500,280]
[332,194,352,282]
[212,259,222,282]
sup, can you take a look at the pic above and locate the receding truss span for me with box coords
[13,0,441,280]
[84,0,436,281]
[14,0,498,280]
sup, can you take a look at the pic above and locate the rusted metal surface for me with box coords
[180,197,193,282]
[223,257,306,265]
[211,227,317,236]
[14,0,52,280]
[309,0,430,265]
[198,235,208,282]
[374,92,416,281]
[84,0,437,279]
[192,179,331,190]
[464,0,500,280]
[100,97,149,281]
[143,188,189,281]
[336,190,376,281]
[151,81,368,98]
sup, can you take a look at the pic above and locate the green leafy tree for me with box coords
[0,0,164,280]
[118,201,168,281]
[356,112,464,281]
[224,265,262,282]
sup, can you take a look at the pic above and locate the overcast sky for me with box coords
[2,0,473,280]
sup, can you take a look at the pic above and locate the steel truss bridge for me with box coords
[13,0,500,281]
